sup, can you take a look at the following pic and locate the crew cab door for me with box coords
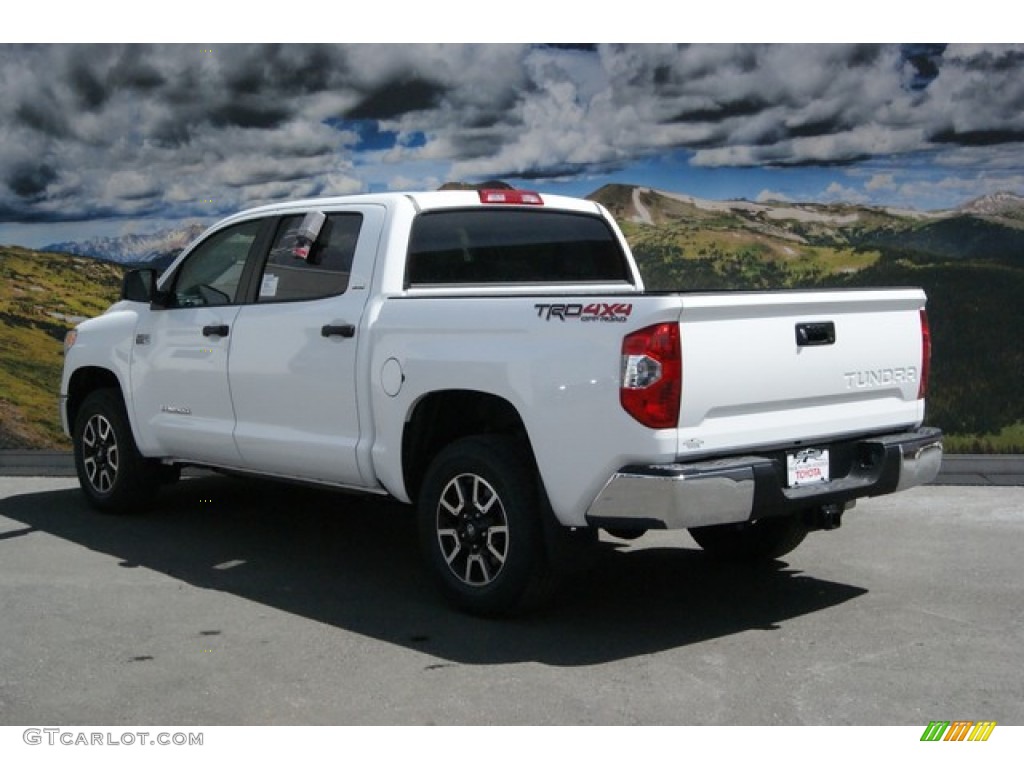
[130,218,271,465]
[226,205,384,487]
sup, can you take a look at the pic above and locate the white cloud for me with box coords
[102,171,161,201]
[2,43,1024,227]
[387,174,440,191]
[822,181,869,204]
[320,173,365,197]
[866,173,897,191]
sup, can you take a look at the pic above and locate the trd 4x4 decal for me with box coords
[534,302,633,322]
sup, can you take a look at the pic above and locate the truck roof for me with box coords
[228,189,605,220]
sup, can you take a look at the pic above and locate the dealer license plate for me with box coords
[787,448,830,488]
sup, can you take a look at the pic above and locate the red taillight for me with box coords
[919,308,931,400]
[620,323,681,429]
[477,189,543,205]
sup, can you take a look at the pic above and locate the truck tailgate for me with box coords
[675,288,929,457]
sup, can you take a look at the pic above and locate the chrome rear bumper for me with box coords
[585,427,943,530]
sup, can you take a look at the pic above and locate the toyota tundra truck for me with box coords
[60,189,943,614]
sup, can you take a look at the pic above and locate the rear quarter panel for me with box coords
[367,293,684,525]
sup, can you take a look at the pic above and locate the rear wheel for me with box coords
[689,514,809,562]
[73,388,160,513]
[417,436,548,616]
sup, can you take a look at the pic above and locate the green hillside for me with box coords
[0,246,123,448]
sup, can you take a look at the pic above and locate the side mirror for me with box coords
[121,268,157,303]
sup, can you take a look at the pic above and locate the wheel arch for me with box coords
[66,366,125,434]
[401,389,535,504]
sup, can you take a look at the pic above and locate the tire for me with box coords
[73,388,160,513]
[417,436,548,616]
[689,514,809,562]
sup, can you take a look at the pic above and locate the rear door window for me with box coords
[256,213,363,302]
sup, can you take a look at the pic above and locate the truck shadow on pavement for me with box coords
[2,475,867,666]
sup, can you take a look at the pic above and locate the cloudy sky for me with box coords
[2,42,1023,248]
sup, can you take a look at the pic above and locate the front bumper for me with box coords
[585,427,943,530]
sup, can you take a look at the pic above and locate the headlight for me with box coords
[63,329,77,354]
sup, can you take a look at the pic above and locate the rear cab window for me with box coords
[405,209,633,287]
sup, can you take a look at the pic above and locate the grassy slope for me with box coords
[0,246,122,448]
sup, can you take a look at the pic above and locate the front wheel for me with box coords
[417,436,548,616]
[689,514,809,562]
[73,388,160,513]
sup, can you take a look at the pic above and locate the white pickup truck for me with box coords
[60,189,943,614]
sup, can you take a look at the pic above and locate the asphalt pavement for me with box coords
[0,474,1021,725]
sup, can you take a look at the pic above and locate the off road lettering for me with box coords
[535,303,632,322]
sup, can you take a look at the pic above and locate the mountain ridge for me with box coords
[43,222,208,266]
[587,183,1024,266]
[32,184,1024,265]
[588,183,1024,227]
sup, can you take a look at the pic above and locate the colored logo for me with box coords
[920,721,997,742]
[534,302,633,322]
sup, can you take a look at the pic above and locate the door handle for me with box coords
[796,321,835,347]
[321,324,356,339]
[202,324,230,337]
